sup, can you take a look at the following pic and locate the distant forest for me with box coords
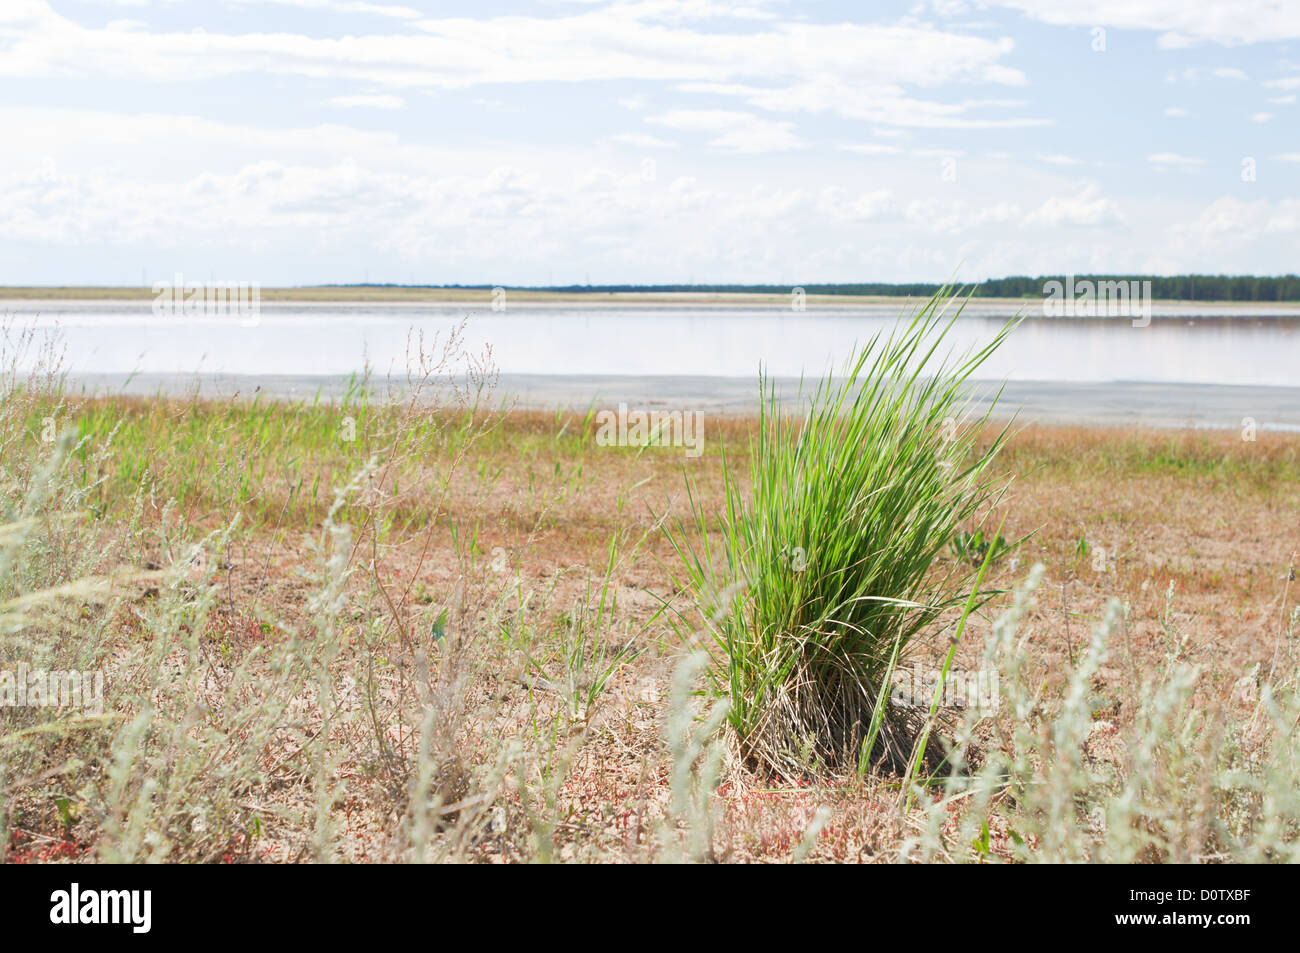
[337,275,1300,301]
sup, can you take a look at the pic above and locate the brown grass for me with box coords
[6,397,1299,863]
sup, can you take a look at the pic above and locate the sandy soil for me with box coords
[6,404,1298,863]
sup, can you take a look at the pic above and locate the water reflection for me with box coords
[3,301,1296,388]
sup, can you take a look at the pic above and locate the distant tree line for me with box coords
[331,275,1300,301]
[974,274,1300,301]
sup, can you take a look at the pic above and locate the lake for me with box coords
[4,299,1297,388]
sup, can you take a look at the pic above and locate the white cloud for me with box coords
[645,109,803,153]
[989,1,1300,46]
[0,2,1027,106]
[0,120,783,269]
[4,3,1300,282]
[819,187,899,223]
[229,0,421,18]
[1036,153,1084,165]
[1251,112,1273,123]
[2,104,1159,283]
[677,80,1045,128]
[1170,195,1300,253]
[1147,152,1205,169]
[1024,184,1122,227]
[609,132,680,149]
[0,105,470,181]
[327,94,405,109]
[838,143,904,156]
[906,197,1023,234]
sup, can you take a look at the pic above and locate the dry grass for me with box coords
[2,373,1298,862]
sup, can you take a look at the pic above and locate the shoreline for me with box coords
[61,372,1300,431]
[7,288,1300,313]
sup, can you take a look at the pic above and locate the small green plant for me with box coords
[54,795,77,837]
[971,819,991,859]
[950,528,1017,567]
[528,536,647,727]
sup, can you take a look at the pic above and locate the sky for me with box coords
[2,0,1299,286]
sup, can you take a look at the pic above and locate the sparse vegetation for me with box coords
[2,310,1299,864]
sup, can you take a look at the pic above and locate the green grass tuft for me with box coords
[668,289,1016,775]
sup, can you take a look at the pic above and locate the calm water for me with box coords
[4,300,1298,388]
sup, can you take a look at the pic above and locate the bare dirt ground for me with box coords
[5,408,1297,863]
[212,420,1300,860]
